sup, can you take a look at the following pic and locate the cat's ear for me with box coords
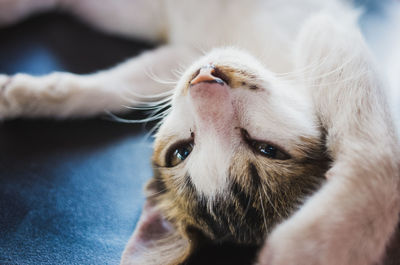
[120,184,193,265]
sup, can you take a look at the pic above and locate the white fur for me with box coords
[0,1,399,265]
[258,14,400,265]
[0,46,197,118]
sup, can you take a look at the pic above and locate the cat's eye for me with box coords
[240,129,290,160]
[251,141,289,160]
[165,140,194,167]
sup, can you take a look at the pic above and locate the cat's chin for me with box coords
[184,234,261,265]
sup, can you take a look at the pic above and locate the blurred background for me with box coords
[0,0,397,264]
[0,11,156,265]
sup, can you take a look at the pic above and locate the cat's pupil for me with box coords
[175,146,191,161]
[166,141,194,167]
[257,143,277,158]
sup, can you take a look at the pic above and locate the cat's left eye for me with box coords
[251,141,290,160]
[165,140,194,167]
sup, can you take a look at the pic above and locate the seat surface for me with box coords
[0,12,155,265]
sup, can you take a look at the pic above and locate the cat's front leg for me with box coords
[0,71,118,119]
[0,45,198,119]
[259,161,400,265]
[258,14,400,265]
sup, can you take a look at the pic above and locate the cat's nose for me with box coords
[190,65,227,86]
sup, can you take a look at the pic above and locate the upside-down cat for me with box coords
[1,0,400,264]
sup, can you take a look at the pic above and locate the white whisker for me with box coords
[144,67,179,85]
[124,89,174,101]
[259,192,269,233]
[260,182,283,219]
[105,111,169,124]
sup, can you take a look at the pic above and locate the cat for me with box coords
[1,0,400,265]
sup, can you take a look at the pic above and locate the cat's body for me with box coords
[0,0,358,118]
[1,1,400,265]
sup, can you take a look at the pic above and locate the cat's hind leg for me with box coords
[0,0,165,42]
[64,0,166,42]
[0,45,198,119]
[0,0,60,26]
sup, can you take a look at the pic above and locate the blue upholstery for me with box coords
[0,13,154,265]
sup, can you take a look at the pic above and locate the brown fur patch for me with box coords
[211,65,262,90]
[146,133,329,264]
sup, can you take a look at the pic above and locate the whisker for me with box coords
[258,192,268,233]
[144,67,179,85]
[104,111,168,124]
[120,98,172,111]
[276,52,360,83]
[144,114,170,140]
[146,188,169,197]
[260,182,283,219]
[124,89,174,100]
[241,192,253,222]
[273,68,370,91]
[275,55,330,78]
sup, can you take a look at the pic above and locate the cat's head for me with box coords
[122,48,329,265]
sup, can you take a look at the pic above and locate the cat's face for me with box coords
[148,48,328,246]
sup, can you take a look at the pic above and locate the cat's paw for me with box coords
[0,74,15,119]
[0,73,42,119]
[0,72,70,119]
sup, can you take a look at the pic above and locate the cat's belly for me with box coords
[164,0,354,74]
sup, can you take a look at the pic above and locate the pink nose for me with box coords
[190,65,226,86]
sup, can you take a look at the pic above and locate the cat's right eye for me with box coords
[165,140,194,167]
